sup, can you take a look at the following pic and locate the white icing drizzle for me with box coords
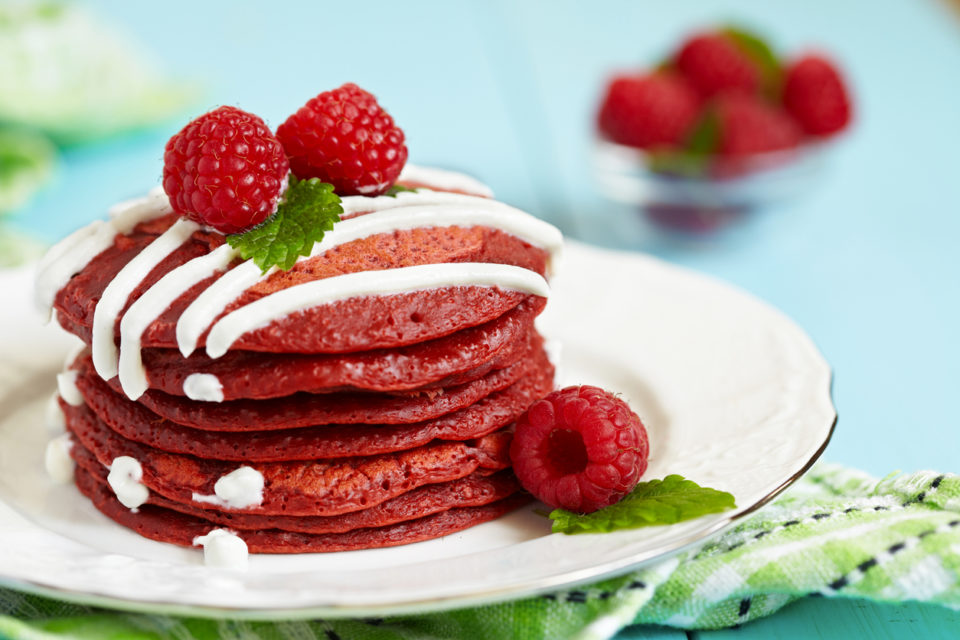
[44,434,74,484]
[43,169,562,383]
[107,456,149,511]
[117,244,234,399]
[183,373,224,402]
[56,370,84,406]
[192,529,249,570]
[205,263,550,359]
[35,189,173,318]
[398,164,494,197]
[63,341,88,369]
[176,259,262,357]
[91,218,199,380]
[175,191,559,360]
[44,393,66,435]
[314,202,562,260]
[192,466,264,509]
[340,188,494,217]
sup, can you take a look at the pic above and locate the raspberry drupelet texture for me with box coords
[783,54,852,136]
[163,106,289,234]
[276,83,408,197]
[674,33,760,98]
[510,385,649,514]
[597,73,700,149]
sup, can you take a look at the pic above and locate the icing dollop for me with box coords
[183,373,224,402]
[107,456,149,511]
[192,528,249,570]
[193,466,264,509]
[44,434,74,484]
[55,370,84,406]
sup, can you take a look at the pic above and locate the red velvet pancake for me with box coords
[66,401,512,517]
[73,351,554,461]
[141,297,544,400]
[53,212,549,354]
[75,338,548,431]
[75,465,531,553]
[73,445,520,535]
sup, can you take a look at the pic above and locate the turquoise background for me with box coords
[6,0,960,637]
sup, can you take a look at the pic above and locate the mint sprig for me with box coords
[226,177,342,272]
[647,109,719,178]
[549,475,736,535]
[722,25,783,99]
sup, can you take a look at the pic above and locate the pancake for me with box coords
[140,297,544,400]
[78,338,548,431]
[75,465,531,553]
[39,167,561,555]
[73,446,519,535]
[53,213,549,354]
[65,401,512,517]
[73,350,555,461]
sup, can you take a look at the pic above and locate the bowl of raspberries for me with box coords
[594,26,853,232]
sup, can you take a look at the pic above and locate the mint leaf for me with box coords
[549,475,736,534]
[686,107,720,157]
[647,108,719,178]
[723,26,783,98]
[385,184,418,197]
[226,177,342,272]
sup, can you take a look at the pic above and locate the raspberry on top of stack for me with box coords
[37,83,565,567]
[597,27,853,168]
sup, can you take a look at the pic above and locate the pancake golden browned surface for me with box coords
[37,160,562,560]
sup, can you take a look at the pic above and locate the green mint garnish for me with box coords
[548,474,736,534]
[226,177,342,273]
[385,184,418,197]
[722,25,783,98]
[647,108,719,177]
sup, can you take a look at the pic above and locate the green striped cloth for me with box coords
[1,463,958,639]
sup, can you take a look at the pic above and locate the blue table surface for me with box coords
[6,0,960,637]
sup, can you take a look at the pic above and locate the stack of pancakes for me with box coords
[49,183,556,553]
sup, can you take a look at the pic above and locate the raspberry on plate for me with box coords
[674,33,760,98]
[597,73,700,149]
[277,83,408,197]
[714,93,802,157]
[510,385,649,514]
[783,54,852,136]
[163,106,289,234]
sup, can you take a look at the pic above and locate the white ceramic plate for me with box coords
[0,241,835,619]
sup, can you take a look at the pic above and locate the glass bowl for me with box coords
[592,138,827,232]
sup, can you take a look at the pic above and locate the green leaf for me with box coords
[385,184,418,197]
[723,25,784,99]
[549,475,736,535]
[686,107,720,156]
[0,128,56,214]
[0,4,197,144]
[226,177,342,273]
[646,109,718,178]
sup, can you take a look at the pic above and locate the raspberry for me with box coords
[675,33,760,98]
[597,73,700,149]
[163,106,289,234]
[510,386,649,513]
[783,54,852,136]
[277,83,408,196]
[714,93,801,157]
